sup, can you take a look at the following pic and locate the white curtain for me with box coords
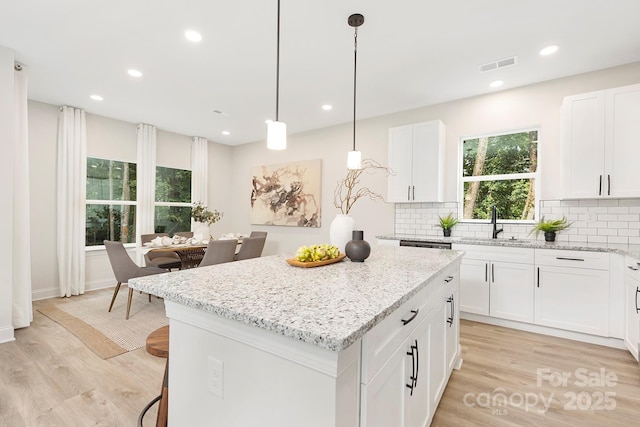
[56,106,87,297]
[12,64,32,327]
[136,124,157,243]
[191,137,208,205]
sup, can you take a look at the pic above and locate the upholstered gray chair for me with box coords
[199,239,238,267]
[235,236,266,261]
[249,231,268,238]
[173,231,194,238]
[104,240,167,320]
[141,233,182,270]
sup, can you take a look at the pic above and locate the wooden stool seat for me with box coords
[138,325,169,427]
[146,325,169,358]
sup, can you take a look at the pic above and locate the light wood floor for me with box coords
[433,320,640,426]
[1,312,639,426]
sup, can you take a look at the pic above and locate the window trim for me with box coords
[457,126,540,224]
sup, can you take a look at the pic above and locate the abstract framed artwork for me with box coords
[250,159,322,227]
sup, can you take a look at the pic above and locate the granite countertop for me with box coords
[128,246,464,352]
[377,234,640,259]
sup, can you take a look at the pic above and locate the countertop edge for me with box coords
[377,234,640,259]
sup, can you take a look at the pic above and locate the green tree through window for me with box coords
[155,166,192,234]
[86,158,137,246]
[461,130,538,221]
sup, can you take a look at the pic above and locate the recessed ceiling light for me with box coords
[322,104,333,111]
[222,131,230,136]
[127,69,143,78]
[185,30,202,42]
[540,45,559,56]
[90,94,103,101]
[490,80,504,88]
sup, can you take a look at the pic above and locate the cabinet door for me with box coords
[624,273,640,360]
[605,84,640,197]
[428,301,447,415]
[535,265,610,336]
[562,91,606,198]
[459,258,489,315]
[387,125,414,202]
[490,261,534,323]
[361,334,411,427]
[446,288,460,372]
[411,121,444,202]
[406,317,431,427]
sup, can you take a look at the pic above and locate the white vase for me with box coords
[193,222,211,240]
[330,214,356,253]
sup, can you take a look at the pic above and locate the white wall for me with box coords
[0,47,15,342]
[22,60,640,300]
[229,62,640,256]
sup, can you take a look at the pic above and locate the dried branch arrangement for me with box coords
[334,158,392,215]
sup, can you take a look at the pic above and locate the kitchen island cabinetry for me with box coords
[387,120,445,203]
[534,249,610,337]
[453,244,534,323]
[624,257,640,360]
[129,247,462,427]
[562,83,640,199]
[361,268,460,427]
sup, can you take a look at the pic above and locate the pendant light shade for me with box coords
[267,120,287,150]
[347,150,362,170]
[267,0,286,150]
[347,13,364,170]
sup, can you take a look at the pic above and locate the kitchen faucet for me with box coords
[491,206,503,239]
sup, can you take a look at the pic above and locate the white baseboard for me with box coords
[32,280,115,301]
[0,325,15,343]
[460,312,626,350]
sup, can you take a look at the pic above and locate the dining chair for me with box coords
[141,233,182,270]
[104,240,167,320]
[249,231,268,238]
[199,239,238,267]
[173,231,194,238]
[235,236,266,261]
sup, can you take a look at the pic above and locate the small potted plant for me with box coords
[191,202,223,239]
[530,216,571,242]
[436,212,459,237]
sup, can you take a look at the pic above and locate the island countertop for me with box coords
[128,246,463,352]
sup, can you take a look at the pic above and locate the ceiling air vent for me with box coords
[479,56,518,73]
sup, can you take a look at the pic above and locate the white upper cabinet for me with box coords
[562,83,640,199]
[387,120,445,203]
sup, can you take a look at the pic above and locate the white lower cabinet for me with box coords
[624,259,640,360]
[534,250,610,337]
[361,264,460,427]
[454,245,534,323]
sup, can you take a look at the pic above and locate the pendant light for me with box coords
[267,0,287,150]
[347,13,364,170]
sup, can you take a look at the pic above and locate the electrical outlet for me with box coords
[208,356,224,399]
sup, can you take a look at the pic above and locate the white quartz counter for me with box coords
[128,246,463,351]
[378,234,640,259]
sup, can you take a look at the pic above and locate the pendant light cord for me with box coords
[352,26,358,151]
[275,0,281,122]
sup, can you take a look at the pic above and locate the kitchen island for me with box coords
[129,245,463,427]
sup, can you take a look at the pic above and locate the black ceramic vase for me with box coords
[443,229,452,237]
[544,231,556,242]
[345,230,371,262]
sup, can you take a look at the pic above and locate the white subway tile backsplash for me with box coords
[598,199,619,207]
[394,199,640,246]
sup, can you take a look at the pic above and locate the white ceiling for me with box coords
[2,0,640,146]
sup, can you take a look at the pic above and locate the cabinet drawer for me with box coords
[361,266,457,383]
[453,244,534,264]
[535,249,609,270]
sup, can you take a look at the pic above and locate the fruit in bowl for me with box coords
[296,244,340,262]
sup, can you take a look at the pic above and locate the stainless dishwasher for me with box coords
[399,240,452,249]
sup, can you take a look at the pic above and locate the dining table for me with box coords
[140,238,243,269]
